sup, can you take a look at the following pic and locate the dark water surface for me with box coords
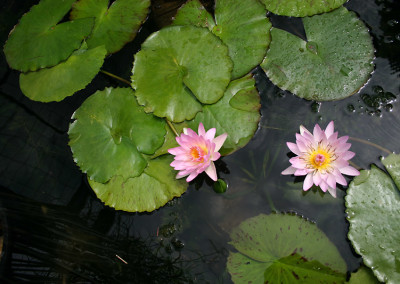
[0,0,399,282]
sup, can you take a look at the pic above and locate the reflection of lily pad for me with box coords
[68,87,166,183]
[131,25,232,122]
[346,154,400,283]
[89,155,187,212]
[173,0,271,79]
[227,213,346,283]
[20,45,106,102]
[71,0,150,54]
[3,0,94,72]
[188,75,261,155]
[261,7,374,101]
[259,0,346,17]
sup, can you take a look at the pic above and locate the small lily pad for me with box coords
[227,213,346,283]
[131,25,232,122]
[188,75,261,155]
[346,154,400,283]
[68,87,166,183]
[19,45,107,102]
[261,7,374,101]
[172,0,215,29]
[70,0,150,54]
[3,0,94,72]
[88,155,188,212]
[259,0,347,17]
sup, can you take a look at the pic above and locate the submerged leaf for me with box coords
[3,0,94,72]
[261,7,374,101]
[89,155,187,212]
[20,45,107,102]
[71,0,150,54]
[68,87,166,183]
[346,154,400,283]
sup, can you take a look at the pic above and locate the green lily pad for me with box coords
[70,0,150,54]
[3,0,94,72]
[173,0,271,79]
[88,155,188,212]
[131,25,232,122]
[259,0,347,17]
[347,266,380,284]
[188,75,261,155]
[68,87,166,183]
[227,213,346,283]
[261,7,374,101]
[346,154,400,283]
[19,45,106,102]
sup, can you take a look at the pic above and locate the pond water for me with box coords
[0,0,399,282]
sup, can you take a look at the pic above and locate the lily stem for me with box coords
[349,136,392,155]
[166,119,179,137]
[100,70,131,85]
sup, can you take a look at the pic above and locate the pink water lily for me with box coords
[282,121,360,198]
[168,123,228,182]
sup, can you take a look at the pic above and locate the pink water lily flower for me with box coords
[168,123,228,182]
[282,121,360,198]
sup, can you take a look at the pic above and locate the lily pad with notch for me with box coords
[3,0,94,72]
[70,0,150,54]
[131,25,233,122]
[261,7,374,101]
[68,87,166,183]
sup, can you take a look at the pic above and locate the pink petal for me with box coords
[313,171,322,186]
[205,128,216,140]
[211,152,221,161]
[332,169,347,186]
[340,166,360,177]
[287,142,301,155]
[324,121,335,138]
[205,162,217,181]
[213,133,228,152]
[295,169,310,176]
[300,125,312,137]
[289,156,307,169]
[296,140,308,153]
[341,151,355,160]
[319,180,328,192]
[326,174,337,189]
[327,187,337,198]
[313,123,324,142]
[186,172,199,182]
[282,166,296,175]
[185,127,198,137]
[303,174,314,191]
[198,123,206,137]
[168,146,185,155]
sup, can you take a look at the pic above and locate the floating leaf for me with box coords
[70,0,150,54]
[132,25,232,123]
[68,87,166,183]
[347,266,380,284]
[188,75,260,155]
[19,45,106,102]
[259,0,347,17]
[3,0,94,72]
[88,155,187,212]
[173,0,271,79]
[261,7,374,101]
[346,154,400,283]
[227,213,346,283]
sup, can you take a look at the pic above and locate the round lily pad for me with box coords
[259,0,346,17]
[227,213,346,283]
[19,45,107,102]
[88,155,188,212]
[188,74,261,155]
[131,25,233,122]
[172,0,215,29]
[346,154,400,283]
[68,87,166,183]
[70,0,150,54]
[261,7,374,101]
[3,0,94,72]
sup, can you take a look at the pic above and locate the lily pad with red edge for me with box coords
[346,154,400,283]
[3,0,94,72]
[88,155,188,212]
[131,25,233,123]
[259,0,347,17]
[19,44,107,102]
[68,87,166,183]
[70,0,150,54]
[261,7,374,101]
[227,213,346,284]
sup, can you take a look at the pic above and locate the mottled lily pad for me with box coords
[259,0,347,17]
[68,87,166,183]
[261,7,374,101]
[3,0,94,72]
[19,45,106,102]
[227,213,346,283]
[88,155,187,212]
[188,74,261,155]
[346,154,400,283]
[173,0,271,79]
[131,25,232,122]
[71,0,150,54]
